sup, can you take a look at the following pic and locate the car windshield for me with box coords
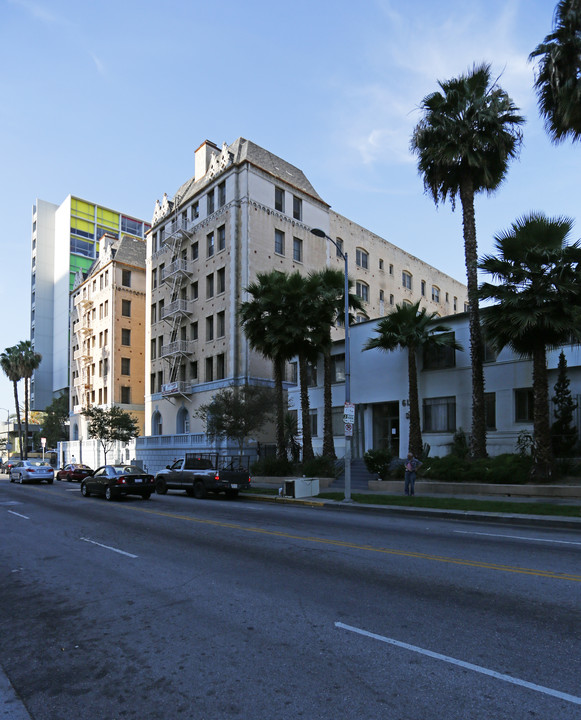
[31,461,51,467]
[112,466,142,476]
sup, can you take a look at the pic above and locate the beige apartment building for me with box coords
[144,137,467,449]
[69,234,147,443]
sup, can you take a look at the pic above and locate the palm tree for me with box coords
[363,301,462,457]
[309,268,366,459]
[479,212,581,477]
[411,63,524,459]
[239,271,295,460]
[530,0,581,144]
[0,345,24,459]
[17,340,42,459]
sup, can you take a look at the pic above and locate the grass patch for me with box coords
[317,492,581,518]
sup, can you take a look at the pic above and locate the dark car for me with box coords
[81,465,155,501]
[9,460,54,484]
[56,463,94,482]
[2,458,20,474]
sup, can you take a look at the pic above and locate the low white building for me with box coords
[290,312,581,459]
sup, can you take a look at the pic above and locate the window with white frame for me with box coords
[331,354,345,383]
[423,396,456,432]
[356,281,369,302]
[293,237,303,262]
[275,229,285,255]
[515,388,534,422]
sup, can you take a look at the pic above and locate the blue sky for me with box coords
[0,0,577,417]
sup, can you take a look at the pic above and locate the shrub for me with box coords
[363,448,393,480]
[250,456,293,477]
[422,453,533,484]
[301,455,336,478]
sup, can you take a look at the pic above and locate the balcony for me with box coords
[161,340,195,358]
[161,299,194,320]
[162,217,190,244]
[73,349,92,363]
[161,381,192,397]
[161,259,194,283]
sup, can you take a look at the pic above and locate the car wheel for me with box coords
[105,487,114,501]
[48,479,53,484]
[18,474,23,484]
[142,493,151,500]
[155,480,167,495]
[193,480,207,499]
[9,476,14,483]
[185,488,194,497]
[81,483,90,497]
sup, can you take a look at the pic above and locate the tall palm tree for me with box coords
[239,271,295,460]
[411,63,524,459]
[17,340,42,459]
[530,0,581,144]
[0,345,24,459]
[479,212,581,477]
[363,301,462,457]
[309,268,366,459]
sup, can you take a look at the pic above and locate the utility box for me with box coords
[284,477,319,498]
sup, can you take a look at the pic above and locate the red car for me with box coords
[56,464,94,482]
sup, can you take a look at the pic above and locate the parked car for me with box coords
[81,465,155,501]
[56,463,94,482]
[10,460,54,484]
[2,457,21,474]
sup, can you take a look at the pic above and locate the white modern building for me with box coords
[290,312,581,459]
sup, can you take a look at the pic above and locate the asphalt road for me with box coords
[1,479,580,720]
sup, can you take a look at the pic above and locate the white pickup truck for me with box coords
[154,453,251,499]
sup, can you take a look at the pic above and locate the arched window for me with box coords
[355,248,369,269]
[355,281,369,302]
[432,285,440,303]
[152,411,163,436]
[72,423,79,441]
[176,407,190,434]
[402,271,412,290]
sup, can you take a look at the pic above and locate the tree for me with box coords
[195,385,276,454]
[411,63,524,459]
[551,351,578,457]
[16,340,42,459]
[0,345,24,459]
[82,406,140,465]
[363,301,462,457]
[479,212,581,476]
[309,268,366,460]
[530,0,581,144]
[42,390,70,448]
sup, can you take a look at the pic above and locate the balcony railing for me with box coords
[161,340,195,358]
[161,259,194,283]
[161,381,192,397]
[161,299,194,319]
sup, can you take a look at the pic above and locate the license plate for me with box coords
[231,484,238,489]
[135,478,142,483]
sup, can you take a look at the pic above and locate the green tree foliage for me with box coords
[16,340,42,459]
[411,63,524,459]
[42,391,70,448]
[195,385,276,454]
[530,0,581,144]
[363,301,462,458]
[82,405,140,465]
[0,345,24,459]
[479,212,581,476]
[551,351,578,456]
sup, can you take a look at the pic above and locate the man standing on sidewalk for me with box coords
[404,453,422,496]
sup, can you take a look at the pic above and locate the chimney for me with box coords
[195,140,219,181]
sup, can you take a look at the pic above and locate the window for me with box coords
[423,333,456,369]
[121,358,130,375]
[207,191,215,215]
[190,361,198,380]
[121,216,143,236]
[306,362,317,387]
[453,296,457,312]
[515,388,534,422]
[216,353,225,380]
[206,316,214,341]
[423,396,456,432]
[206,273,214,298]
[288,361,298,384]
[331,407,344,436]
[293,196,302,220]
[402,271,412,290]
[356,248,369,269]
[121,328,131,346]
[432,286,440,303]
[218,181,226,207]
[389,264,394,275]
[191,241,199,260]
[379,289,384,302]
[191,321,198,340]
[191,281,198,300]
[275,187,285,212]
[217,267,226,294]
[151,339,156,360]
[293,237,302,262]
[331,354,345,383]
[421,280,426,296]
[207,232,214,257]
[389,294,394,305]
[152,268,157,289]
[356,281,369,302]
[485,392,496,430]
[217,311,225,337]
[121,386,131,404]
[122,300,131,317]
[379,259,384,271]
[336,238,344,257]
[309,410,318,437]
[122,269,131,287]
[483,341,498,363]
[205,357,214,382]
[191,201,199,220]
[275,229,285,255]
[217,225,226,251]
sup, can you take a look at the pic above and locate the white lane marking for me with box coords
[65,488,80,492]
[80,537,138,558]
[7,510,29,519]
[454,530,581,546]
[336,622,581,707]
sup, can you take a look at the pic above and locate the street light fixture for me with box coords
[310,228,352,502]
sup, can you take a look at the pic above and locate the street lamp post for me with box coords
[310,228,352,502]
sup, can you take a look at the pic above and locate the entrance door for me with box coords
[372,402,400,456]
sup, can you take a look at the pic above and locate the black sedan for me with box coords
[81,465,155,501]
[56,463,94,482]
